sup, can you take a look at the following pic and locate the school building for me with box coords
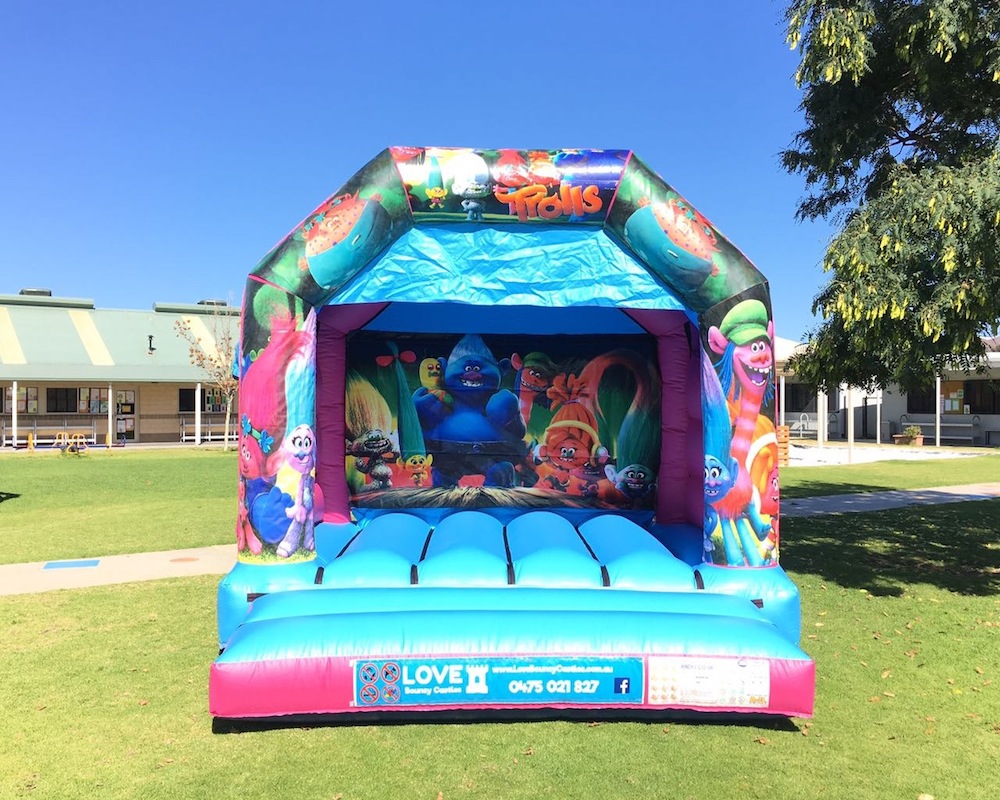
[775,336,1000,447]
[3,290,997,450]
[1,289,239,448]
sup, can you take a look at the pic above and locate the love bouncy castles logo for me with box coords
[494,183,604,221]
[353,656,644,707]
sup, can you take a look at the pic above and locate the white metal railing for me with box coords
[1,416,98,447]
[786,411,843,440]
[179,415,237,444]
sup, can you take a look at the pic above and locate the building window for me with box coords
[782,383,815,414]
[785,381,834,414]
[906,383,937,414]
[179,387,231,413]
[47,388,78,413]
[964,380,1000,414]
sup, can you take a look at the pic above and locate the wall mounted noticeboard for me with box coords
[6,386,36,414]
[941,380,964,414]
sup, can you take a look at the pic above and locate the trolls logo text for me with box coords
[495,184,603,222]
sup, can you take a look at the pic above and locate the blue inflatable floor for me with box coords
[314,510,697,591]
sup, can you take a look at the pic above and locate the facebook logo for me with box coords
[613,677,631,694]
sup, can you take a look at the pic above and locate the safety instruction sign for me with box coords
[646,655,771,708]
[353,656,645,707]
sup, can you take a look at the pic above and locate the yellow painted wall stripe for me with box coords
[182,315,221,362]
[69,309,115,366]
[0,307,27,364]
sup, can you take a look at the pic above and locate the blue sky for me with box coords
[0,0,835,341]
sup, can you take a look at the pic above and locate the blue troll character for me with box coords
[703,453,738,563]
[413,334,525,487]
[701,346,770,565]
[605,462,657,504]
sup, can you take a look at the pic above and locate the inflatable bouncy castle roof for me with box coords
[246,147,768,318]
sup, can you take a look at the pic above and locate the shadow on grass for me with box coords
[782,499,1000,596]
[780,481,897,500]
[213,708,801,734]
[0,491,20,504]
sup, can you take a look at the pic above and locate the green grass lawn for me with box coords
[2,451,999,797]
[0,448,236,565]
[2,501,998,799]
[2,446,1000,564]
[781,450,1000,498]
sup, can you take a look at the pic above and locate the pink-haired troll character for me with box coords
[236,431,266,555]
[238,311,312,553]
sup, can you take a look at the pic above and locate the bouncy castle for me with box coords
[210,147,815,722]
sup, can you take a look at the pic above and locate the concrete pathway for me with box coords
[0,544,235,597]
[2,483,999,597]
[781,481,1000,517]
[787,440,983,466]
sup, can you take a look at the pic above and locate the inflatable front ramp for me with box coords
[210,514,814,721]
[210,587,813,719]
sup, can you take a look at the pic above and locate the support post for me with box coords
[12,380,18,449]
[817,389,827,449]
[779,374,786,427]
[846,385,855,464]
[935,375,942,447]
[195,382,203,445]
[875,389,883,445]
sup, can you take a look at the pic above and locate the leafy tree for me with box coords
[783,0,1000,391]
[174,303,239,450]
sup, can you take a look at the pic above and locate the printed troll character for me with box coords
[707,299,776,566]
[623,196,721,292]
[271,308,325,558]
[237,432,265,555]
[273,424,317,558]
[377,342,433,488]
[511,350,558,440]
[237,311,310,556]
[418,357,451,405]
[534,373,609,496]
[345,370,398,492]
[757,463,780,561]
[412,333,523,488]
[490,149,532,190]
[583,350,661,508]
[701,349,740,564]
[296,191,390,289]
[424,155,447,209]
[449,151,492,221]
[741,421,781,564]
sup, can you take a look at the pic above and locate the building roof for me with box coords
[774,335,806,369]
[0,292,238,384]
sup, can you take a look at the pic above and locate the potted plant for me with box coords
[893,424,925,446]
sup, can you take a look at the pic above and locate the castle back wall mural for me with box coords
[344,332,661,513]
